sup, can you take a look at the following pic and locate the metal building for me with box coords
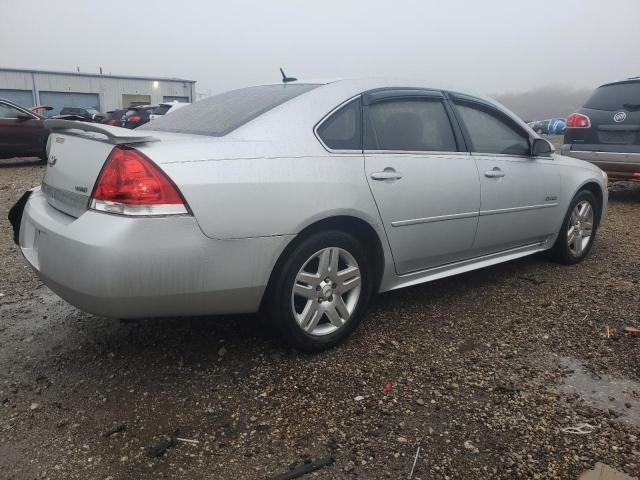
[0,67,196,116]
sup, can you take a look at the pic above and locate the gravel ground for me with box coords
[1,157,639,480]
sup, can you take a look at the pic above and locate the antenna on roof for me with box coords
[280,67,297,83]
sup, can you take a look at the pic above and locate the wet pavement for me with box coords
[1,161,640,479]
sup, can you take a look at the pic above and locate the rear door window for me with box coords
[584,82,640,111]
[454,102,530,156]
[140,84,319,136]
[364,99,457,152]
[316,98,362,150]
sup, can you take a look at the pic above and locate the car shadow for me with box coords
[46,252,549,365]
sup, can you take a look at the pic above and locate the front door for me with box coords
[363,90,480,275]
[450,98,561,255]
[0,102,46,158]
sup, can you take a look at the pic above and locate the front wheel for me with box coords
[550,190,600,264]
[265,231,373,352]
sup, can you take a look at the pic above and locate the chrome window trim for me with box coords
[364,150,470,156]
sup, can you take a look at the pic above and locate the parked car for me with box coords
[102,109,127,126]
[149,101,190,121]
[562,77,640,180]
[11,79,608,352]
[0,98,49,160]
[121,105,157,129]
[531,119,551,134]
[548,118,566,135]
[58,107,103,122]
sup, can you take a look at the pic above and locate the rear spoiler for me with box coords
[44,119,159,145]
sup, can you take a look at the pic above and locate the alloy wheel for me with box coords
[567,200,594,256]
[291,247,362,336]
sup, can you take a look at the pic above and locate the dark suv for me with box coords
[562,78,640,180]
[59,107,103,122]
[120,105,157,129]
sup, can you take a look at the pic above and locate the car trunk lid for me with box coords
[42,120,159,217]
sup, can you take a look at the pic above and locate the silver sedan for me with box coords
[11,78,608,351]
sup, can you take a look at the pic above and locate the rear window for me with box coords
[140,84,319,136]
[104,110,123,120]
[153,105,171,116]
[583,81,640,111]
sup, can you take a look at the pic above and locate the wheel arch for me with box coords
[573,179,605,223]
[262,215,388,305]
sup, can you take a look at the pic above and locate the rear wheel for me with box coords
[550,190,599,264]
[265,231,373,352]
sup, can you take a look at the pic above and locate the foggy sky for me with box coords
[1,0,638,98]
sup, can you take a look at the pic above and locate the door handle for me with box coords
[371,168,403,181]
[484,167,505,178]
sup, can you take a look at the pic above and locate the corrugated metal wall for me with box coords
[0,70,195,112]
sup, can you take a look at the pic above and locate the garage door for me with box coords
[0,89,34,108]
[39,91,100,117]
[122,94,151,108]
[163,96,189,103]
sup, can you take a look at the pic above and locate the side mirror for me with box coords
[16,112,33,121]
[531,138,554,156]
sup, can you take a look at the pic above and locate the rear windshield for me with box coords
[140,83,319,136]
[104,110,123,120]
[153,105,171,115]
[584,81,640,111]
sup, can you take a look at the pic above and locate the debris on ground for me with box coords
[101,423,126,438]
[561,423,597,435]
[175,437,199,445]
[623,326,640,336]
[268,457,334,480]
[144,430,179,458]
[408,446,420,479]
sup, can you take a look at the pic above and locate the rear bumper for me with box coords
[16,188,292,318]
[561,145,640,179]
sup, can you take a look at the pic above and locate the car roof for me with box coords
[218,78,529,141]
[598,77,640,88]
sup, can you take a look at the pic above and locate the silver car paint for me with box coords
[19,78,608,319]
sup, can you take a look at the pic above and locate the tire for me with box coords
[549,190,600,265]
[265,230,374,352]
[536,128,544,134]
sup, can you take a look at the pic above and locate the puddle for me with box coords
[557,356,640,428]
[579,462,638,480]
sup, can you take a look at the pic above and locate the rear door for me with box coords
[450,96,561,255]
[363,89,480,275]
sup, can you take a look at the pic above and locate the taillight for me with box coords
[106,119,117,125]
[128,115,141,122]
[566,113,591,128]
[90,146,189,216]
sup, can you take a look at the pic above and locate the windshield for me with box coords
[584,81,640,111]
[139,83,319,136]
